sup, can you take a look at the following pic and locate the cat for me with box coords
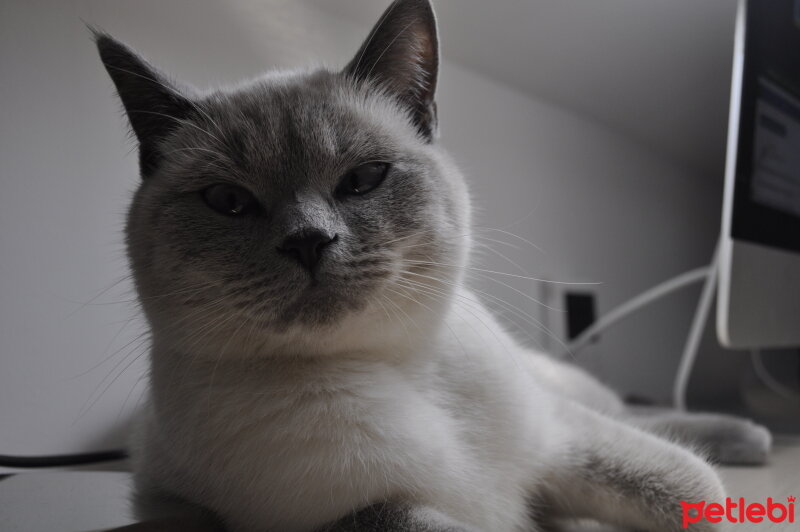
[95,1,771,530]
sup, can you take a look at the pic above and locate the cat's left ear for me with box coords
[344,0,439,142]
[94,31,196,177]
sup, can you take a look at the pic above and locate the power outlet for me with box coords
[565,292,597,341]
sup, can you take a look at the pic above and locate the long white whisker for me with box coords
[404,259,599,285]
[397,267,566,355]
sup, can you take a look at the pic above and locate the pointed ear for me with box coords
[94,32,195,177]
[344,0,439,141]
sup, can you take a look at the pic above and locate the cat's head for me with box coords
[97,0,471,358]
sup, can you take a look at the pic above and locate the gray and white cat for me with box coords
[95,1,771,531]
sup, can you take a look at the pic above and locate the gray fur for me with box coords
[320,502,475,532]
[629,410,773,466]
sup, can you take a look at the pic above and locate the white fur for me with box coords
[133,288,725,532]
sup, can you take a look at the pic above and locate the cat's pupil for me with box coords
[225,192,242,214]
[203,184,255,216]
[350,174,364,194]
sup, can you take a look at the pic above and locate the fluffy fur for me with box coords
[95,1,771,531]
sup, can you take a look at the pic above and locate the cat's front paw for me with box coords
[694,414,772,466]
[634,411,773,466]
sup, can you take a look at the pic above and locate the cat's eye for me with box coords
[202,184,258,216]
[336,162,390,197]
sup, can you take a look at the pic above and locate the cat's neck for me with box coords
[146,341,439,414]
[149,330,436,386]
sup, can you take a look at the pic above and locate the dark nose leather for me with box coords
[278,230,337,273]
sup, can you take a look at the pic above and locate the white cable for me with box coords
[558,244,722,411]
[672,244,720,411]
[751,349,800,402]
[563,267,711,358]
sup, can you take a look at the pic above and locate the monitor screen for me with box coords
[732,0,800,254]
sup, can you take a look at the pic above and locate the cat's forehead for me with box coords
[212,71,342,142]
[192,71,409,175]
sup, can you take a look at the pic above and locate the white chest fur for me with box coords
[136,303,552,532]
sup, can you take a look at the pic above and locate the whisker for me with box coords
[396,267,563,355]
[350,0,401,74]
[117,370,148,423]
[470,241,530,277]
[70,317,145,379]
[127,109,225,146]
[74,335,152,423]
[204,313,252,408]
[403,259,599,285]
[162,146,230,161]
[364,20,416,81]
[472,226,547,256]
[383,284,470,360]
[102,64,226,138]
[65,274,133,316]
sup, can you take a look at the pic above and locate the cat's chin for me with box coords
[272,281,376,328]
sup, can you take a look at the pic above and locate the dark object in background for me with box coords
[565,292,596,341]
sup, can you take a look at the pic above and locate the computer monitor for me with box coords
[718,0,800,348]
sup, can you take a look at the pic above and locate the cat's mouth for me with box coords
[273,262,393,325]
[276,288,360,326]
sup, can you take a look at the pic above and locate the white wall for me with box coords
[0,0,723,459]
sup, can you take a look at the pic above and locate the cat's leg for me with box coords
[318,502,476,532]
[524,351,627,417]
[539,401,726,532]
[527,352,772,466]
[627,409,772,466]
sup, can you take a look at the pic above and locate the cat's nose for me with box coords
[277,229,338,273]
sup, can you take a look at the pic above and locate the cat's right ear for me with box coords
[344,0,439,142]
[94,32,195,177]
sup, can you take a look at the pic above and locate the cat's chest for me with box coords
[144,357,537,531]
[189,363,459,472]
[150,363,475,526]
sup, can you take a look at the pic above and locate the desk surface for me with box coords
[2,442,799,532]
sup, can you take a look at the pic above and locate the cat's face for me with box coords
[98,0,471,357]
